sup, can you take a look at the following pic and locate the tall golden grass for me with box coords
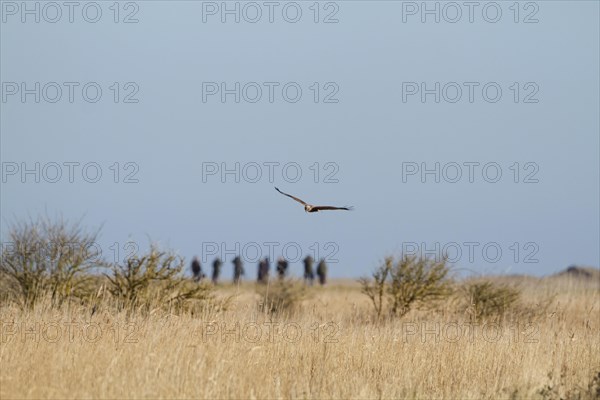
[1,275,599,399]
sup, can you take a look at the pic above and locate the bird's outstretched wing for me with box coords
[275,187,308,206]
[312,205,354,211]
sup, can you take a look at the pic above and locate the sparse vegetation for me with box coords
[0,217,599,399]
[105,244,214,314]
[256,278,307,315]
[0,215,103,308]
[1,272,598,399]
[359,255,453,318]
[0,216,217,315]
[358,257,391,320]
[538,369,600,400]
[459,279,521,321]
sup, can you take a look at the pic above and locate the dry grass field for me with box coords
[1,273,599,399]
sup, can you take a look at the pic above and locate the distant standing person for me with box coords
[303,255,314,285]
[233,256,244,284]
[263,257,270,282]
[276,257,289,279]
[212,258,222,284]
[317,258,327,285]
[257,258,266,283]
[191,256,204,282]
[257,257,270,283]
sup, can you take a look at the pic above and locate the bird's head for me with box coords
[304,205,312,212]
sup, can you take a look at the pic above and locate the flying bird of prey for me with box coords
[275,187,353,213]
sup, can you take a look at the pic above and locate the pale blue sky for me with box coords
[1,1,598,279]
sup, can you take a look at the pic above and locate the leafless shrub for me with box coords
[359,255,453,319]
[460,280,521,321]
[358,257,391,320]
[105,244,214,314]
[0,215,103,308]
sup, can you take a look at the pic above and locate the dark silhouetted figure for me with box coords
[276,257,289,280]
[303,255,315,285]
[191,256,204,282]
[257,257,270,284]
[317,258,327,285]
[257,258,265,283]
[264,257,270,281]
[233,256,244,284]
[212,258,222,284]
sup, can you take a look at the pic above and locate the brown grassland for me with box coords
[1,274,599,399]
